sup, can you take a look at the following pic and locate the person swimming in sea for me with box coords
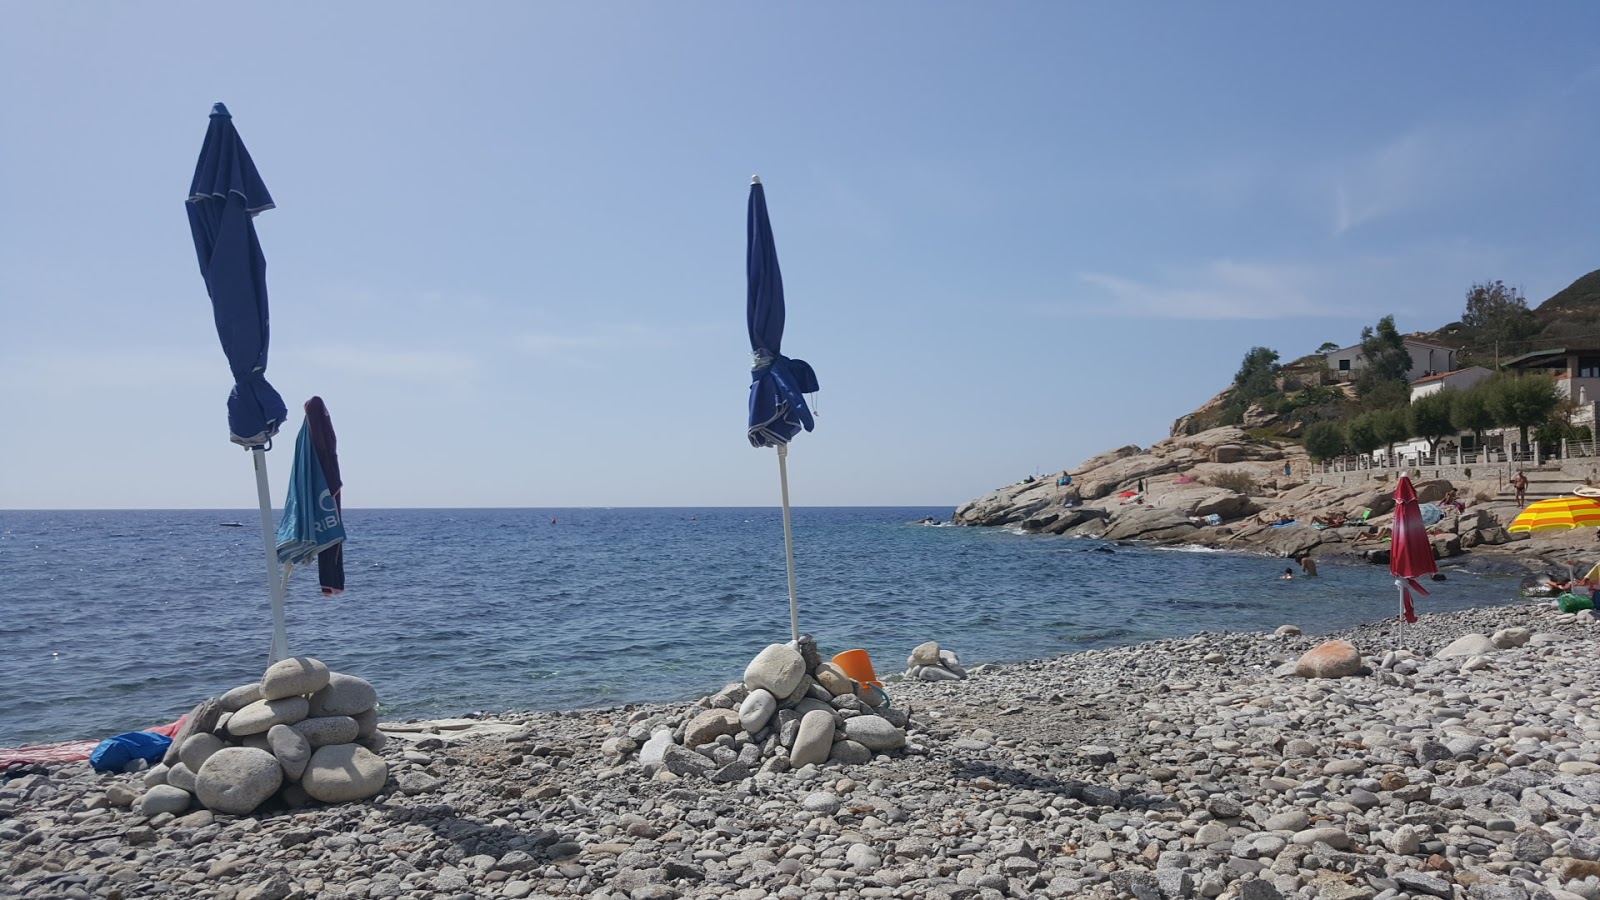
[1281,567,1294,580]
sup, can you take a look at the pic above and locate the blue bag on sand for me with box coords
[89,731,172,773]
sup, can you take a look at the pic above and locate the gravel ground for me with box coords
[4,600,1599,900]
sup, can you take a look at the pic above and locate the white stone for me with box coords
[742,644,806,698]
[789,710,836,768]
[639,731,674,774]
[292,716,360,748]
[738,689,777,734]
[907,641,942,667]
[301,744,388,803]
[142,764,169,789]
[195,748,282,815]
[260,656,331,701]
[227,697,310,736]
[267,723,312,781]
[307,673,378,717]
[1436,633,1497,659]
[1491,627,1531,649]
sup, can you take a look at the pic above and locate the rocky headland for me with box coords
[5,601,1600,900]
[952,427,1600,577]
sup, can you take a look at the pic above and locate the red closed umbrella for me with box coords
[1389,475,1437,643]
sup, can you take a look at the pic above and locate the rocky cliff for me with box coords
[950,426,1560,571]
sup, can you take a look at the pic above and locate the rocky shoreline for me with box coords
[5,600,1600,900]
[951,427,1600,578]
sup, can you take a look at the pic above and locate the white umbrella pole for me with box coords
[253,446,289,664]
[777,443,800,643]
[1395,579,1405,648]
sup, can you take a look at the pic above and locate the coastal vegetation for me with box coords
[1178,268,1600,463]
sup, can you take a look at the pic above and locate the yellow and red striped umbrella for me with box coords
[1508,496,1600,533]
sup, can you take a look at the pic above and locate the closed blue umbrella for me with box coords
[185,103,291,662]
[746,177,819,641]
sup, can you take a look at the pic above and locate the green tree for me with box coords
[1462,280,1535,355]
[1372,406,1412,454]
[1233,347,1281,401]
[1356,315,1414,397]
[1409,389,1457,455]
[1451,382,1497,447]
[1346,414,1383,456]
[1487,374,1560,452]
[1303,421,1348,461]
[1316,341,1341,354]
[1361,379,1412,412]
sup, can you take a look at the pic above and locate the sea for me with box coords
[0,507,1529,747]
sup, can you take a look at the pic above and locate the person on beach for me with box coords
[1514,471,1529,506]
[1299,557,1318,577]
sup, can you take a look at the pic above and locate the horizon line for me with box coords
[0,503,961,513]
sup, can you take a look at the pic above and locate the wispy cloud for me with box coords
[1075,260,1328,320]
[297,346,479,382]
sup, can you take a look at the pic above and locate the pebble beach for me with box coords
[5,601,1600,900]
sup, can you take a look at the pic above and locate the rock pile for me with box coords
[132,656,388,817]
[905,639,968,682]
[624,637,913,780]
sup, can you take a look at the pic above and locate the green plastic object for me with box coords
[1557,593,1595,613]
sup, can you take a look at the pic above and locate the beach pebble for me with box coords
[742,644,806,699]
[1294,639,1363,678]
[307,673,377,717]
[292,715,360,748]
[300,744,386,803]
[790,709,836,768]
[136,784,191,817]
[738,689,777,733]
[178,733,226,772]
[683,709,741,748]
[219,683,263,713]
[196,747,283,815]
[260,656,331,701]
[660,743,714,777]
[164,761,198,793]
[1436,632,1497,659]
[907,641,942,667]
[801,791,840,815]
[227,697,310,737]
[1275,624,1301,637]
[267,724,311,781]
[843,715,906,751]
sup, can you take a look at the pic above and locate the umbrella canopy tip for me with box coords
[751,175,761,185]
[211,102,231,118]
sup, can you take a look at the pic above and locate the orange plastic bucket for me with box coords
[832,649,881,688]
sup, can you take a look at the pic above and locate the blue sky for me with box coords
[2,3,1598,509]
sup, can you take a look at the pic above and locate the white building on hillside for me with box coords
[1323,337,1458,384]
[1409,366,1494,400]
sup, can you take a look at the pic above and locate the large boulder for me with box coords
[1102,506,1198,542]
[300,744,387,803]
[219,683,263,713]
[178,733,226,773]
[742,644,806,699]
[307,673,377,718]
[260,657,331,701]
[1295,640,1364,679]
[1074,454,1183,502]
[1025,505,1109,535]
[227,697,310,737]
[195,747,284,815]
[1151,484,1255,519]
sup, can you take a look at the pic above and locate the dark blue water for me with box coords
[0,508,1523,746]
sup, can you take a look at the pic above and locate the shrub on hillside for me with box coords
[1207,470,1257,494]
